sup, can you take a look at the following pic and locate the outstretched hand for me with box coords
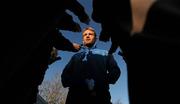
[73,43,81,51]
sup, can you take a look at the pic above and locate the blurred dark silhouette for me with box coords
[1,0,89,104]
[2,0,180,103]
[92,0,180,104]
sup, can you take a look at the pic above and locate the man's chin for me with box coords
[85,43,94,48]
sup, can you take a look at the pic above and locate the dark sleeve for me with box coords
[61,56,74,88]
[106,54,121,84]
[49,29,77,52]
[61,55,86,88]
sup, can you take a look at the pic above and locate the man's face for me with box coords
[82,29,96,47]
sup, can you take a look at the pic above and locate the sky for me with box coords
[43,0,129,104]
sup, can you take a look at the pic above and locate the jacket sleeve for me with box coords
[106,54,121,84]
[61,55,86,88]
[61,56,74,88]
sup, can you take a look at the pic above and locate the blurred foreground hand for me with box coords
[73,43,81,51]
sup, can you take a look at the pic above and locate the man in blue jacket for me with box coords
[61,27,121,104]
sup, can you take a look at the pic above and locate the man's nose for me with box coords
[86,35,90,37]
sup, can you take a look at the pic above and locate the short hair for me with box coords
[82,27,96,37]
